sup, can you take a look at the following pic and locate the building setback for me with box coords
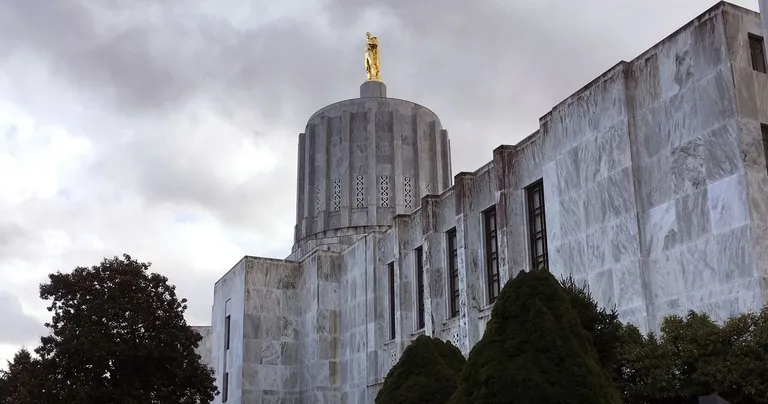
[196,2,768,403]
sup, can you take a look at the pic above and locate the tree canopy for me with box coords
[376,335,466,404]
[448,268,622,404]
[8,254,217,404]
[618,310,768,404]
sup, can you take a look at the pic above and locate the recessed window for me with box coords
[224,315,231,351]
[526,180,549,270]
[222,372,229,402]
[762,124,768,175]
[749,34,766,73]
[388,261,396,340]
[447,228,459,318]
[483,206,500,303]
[415,247,425,330]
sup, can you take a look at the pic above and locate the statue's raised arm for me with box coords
[365,32,381,81]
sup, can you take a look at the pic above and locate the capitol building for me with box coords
[193,2,768,403]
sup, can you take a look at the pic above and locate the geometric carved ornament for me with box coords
[404,177,413,209]
[356,175,365,208]
[380,175,390,207]
[333,178,341,211]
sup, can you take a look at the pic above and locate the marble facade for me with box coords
[195,3,768,403]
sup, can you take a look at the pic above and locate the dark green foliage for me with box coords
[448,268,622,404]
[618,310,768,404]
[559,275,622,376]
[0,348,46,404]
[32,254,217,404]
[376,335,466,404]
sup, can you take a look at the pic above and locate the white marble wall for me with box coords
[727,3,768,314]
[191,325,213,372]
[209,259,246,404]
[200,4,768,404]
[242,258,302,403]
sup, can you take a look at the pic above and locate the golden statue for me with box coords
[365,32,381,81]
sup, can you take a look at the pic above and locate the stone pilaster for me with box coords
[454,172,481,354]
[492,145,517,286]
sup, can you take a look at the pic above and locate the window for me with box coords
[483,207,500,303]
[222,372,229,402]
[224,315,231,351]
[388,262,396,340]
[447,229,459,318]
[415,247,425,330]
[526,180,549,270]
[763,124,768,175]
[750,34,766,73]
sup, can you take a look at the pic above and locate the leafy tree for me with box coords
[0,348,45,404]
[616,325,681,404]
[448,268,621,404]
[33,254,217,404]
[619,310,768,404]
[376,335,466,404]
[716,309,768,403]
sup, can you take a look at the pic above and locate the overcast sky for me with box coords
[0,0,760,367]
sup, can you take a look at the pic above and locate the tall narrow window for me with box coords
[527,180,549,270]
[224,315,231,351]
[750,34,766,73]
[388,262,396,340]
[415,246,425,330]
[483,207,500,303]
[762,124,768,175]
[222,372,229,402]
[447,229,459,318]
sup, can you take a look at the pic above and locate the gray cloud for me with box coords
[0,290,44,345]
[0,0,760,364]
[0,222,26,257]
[2,0,757,173]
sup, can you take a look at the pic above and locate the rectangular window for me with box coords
[222,372,229,402]
[526,180,549,270]
[484,207,500,303]
[224,315,231,351]
[388,262,396,340]
[763,124,768,175]
[415,246,425,330]
[750,34,766,73]
[447,228,459,318]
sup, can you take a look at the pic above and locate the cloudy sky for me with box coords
[0,0,760,367]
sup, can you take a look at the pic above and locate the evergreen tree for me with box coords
[376,335,466,404]
[34,254,217,403]
[0,348,45,404]
[448,268,622,404]
[559,275,622,376]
